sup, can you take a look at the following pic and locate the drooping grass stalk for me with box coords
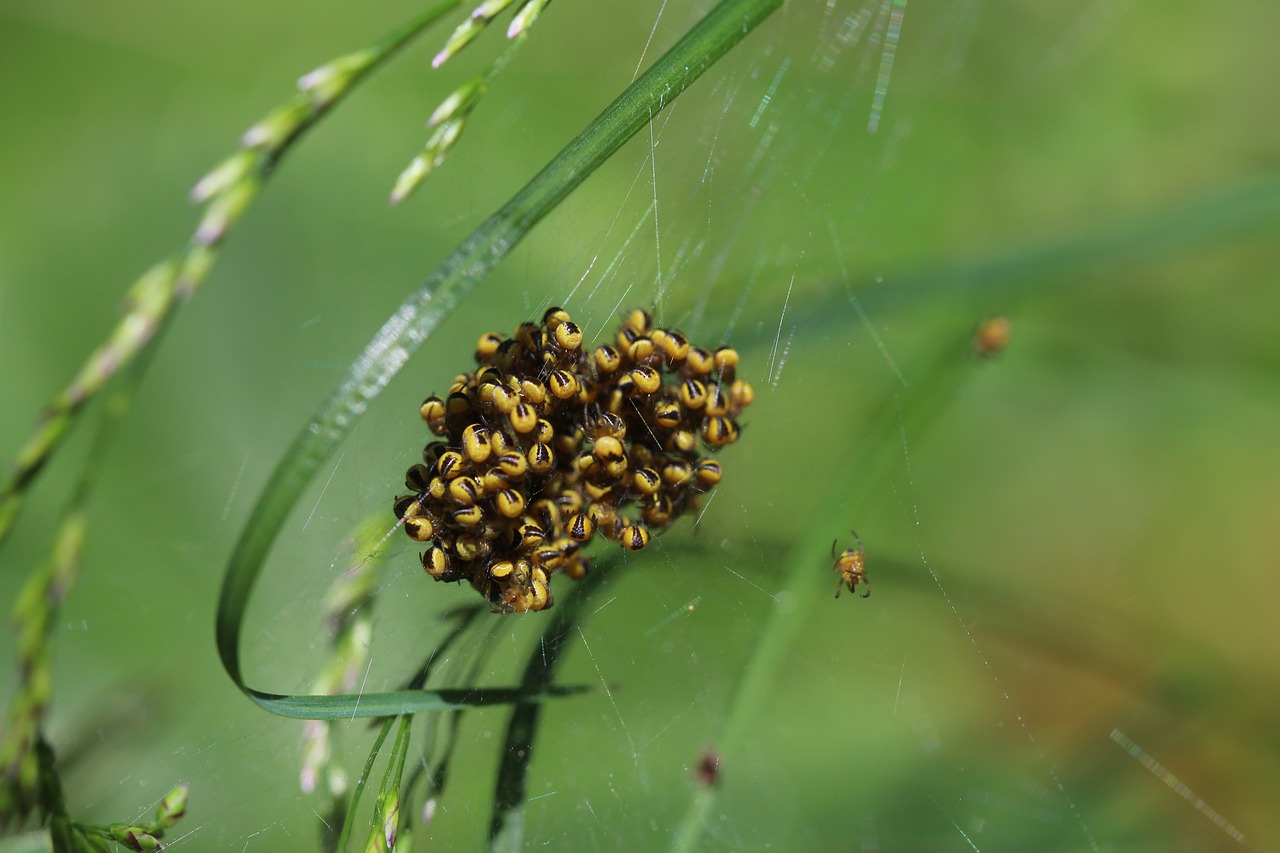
[393,1,555,204]
[1,347,159,827]
[1,510,86,824]
[76,782,189,853]
[432,0,551,68]
[4,354,185,853]
[669,332,977,853]
[1,3,471,836]
[0,0,466,551]
[217,0,783,720]
[1,350,193,849]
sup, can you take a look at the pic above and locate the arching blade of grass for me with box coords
[217,0,783,717]
[670,331,978,853]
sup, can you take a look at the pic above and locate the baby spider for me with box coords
[831,530,870,599]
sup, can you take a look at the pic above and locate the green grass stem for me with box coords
[670,333,976,852]
[489,563,612,851]
[334,718,396,853]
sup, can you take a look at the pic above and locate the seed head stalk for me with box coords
[0,0,466,551]
[392,0,554,205]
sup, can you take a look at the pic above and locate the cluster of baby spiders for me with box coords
[394,306,752,613]
[832,530,871,599]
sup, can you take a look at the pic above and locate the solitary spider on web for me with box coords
[832,530,870,599]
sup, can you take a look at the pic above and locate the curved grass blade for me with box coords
[217,0,783,717]
[670,331,977,852]
[0,0,465,551]
[489,562,612,851]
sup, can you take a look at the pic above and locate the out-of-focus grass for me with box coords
[2,1,1278,850]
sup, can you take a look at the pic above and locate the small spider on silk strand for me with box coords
[832,530,870,599]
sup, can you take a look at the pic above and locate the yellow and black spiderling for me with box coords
[393,307,752,613]
[832,530,871,599]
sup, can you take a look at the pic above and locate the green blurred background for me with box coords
[2,1,1279,850]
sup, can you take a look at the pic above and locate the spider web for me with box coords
[2,1,1277,850]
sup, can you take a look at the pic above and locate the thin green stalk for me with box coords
[489,562,611,851]
[0,0,465,552]
[362,716,413,852]
[303,514,419,848]
[400,617,500,838]
[310,605,486,852]
[217,0,783,718]
[2,342,159,826]
[394,1,554,204]
[670,332,976,852]
[335,718,396,853]
[2,343,192,847]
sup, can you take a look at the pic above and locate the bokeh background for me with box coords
[2,1,1279,850]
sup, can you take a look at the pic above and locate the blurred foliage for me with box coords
[1,1,1278,851]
